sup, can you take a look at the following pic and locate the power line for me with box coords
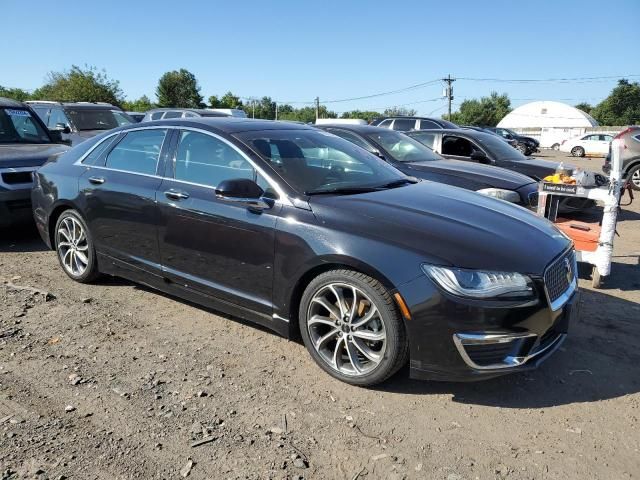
[457,74,640,83]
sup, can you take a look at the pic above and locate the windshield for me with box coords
[236,129,408,195]
[368,130,442,162]
[65,109,133,131]
[474,132,527,160]
[0,108,51,144]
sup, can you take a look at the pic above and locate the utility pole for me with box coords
[252,100,255,119]
[315,97,320,121]
[442,74,455,119]
[275,102,278,121]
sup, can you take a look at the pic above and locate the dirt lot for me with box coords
[1,150,639,480]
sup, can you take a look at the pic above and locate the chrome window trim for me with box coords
[74,125,293,206]
[453,331,566,371]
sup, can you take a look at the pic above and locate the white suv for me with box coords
[559,133,613,157]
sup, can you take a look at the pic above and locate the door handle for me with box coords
[88,176,105,185]
[164,190,190,200]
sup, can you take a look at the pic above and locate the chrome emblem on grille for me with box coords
[564,257,573,284]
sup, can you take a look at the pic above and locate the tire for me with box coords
[571,146,585,157]
[298,269,408,386]
[551,143,560,151]
[516,143,528,155]
[626,164,640,191]
[54,210,100,283]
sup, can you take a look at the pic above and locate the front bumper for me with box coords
[397,268,578,382]
[0,188,33,228]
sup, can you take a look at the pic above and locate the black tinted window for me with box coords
[106,129,166,175]
[163,111,182,119]
[442,136,476,157]
[392,119,416,131]
[150,112,163,120]
[65,109,129,131]
[419,120,438,129]
[175,131,254,188]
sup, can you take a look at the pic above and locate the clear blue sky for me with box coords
[2,0,639,115]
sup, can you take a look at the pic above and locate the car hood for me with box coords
[403,159,535,189]
[309,181,570,275]
[0,143,70,168]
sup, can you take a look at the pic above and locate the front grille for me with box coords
[2,171,33,185]
[544,250,576,304]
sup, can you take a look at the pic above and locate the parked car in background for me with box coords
[32,117,577,385]
[126,112,145,122]
[27,101,134,146]
[141,108,233,122]
[559,133,613,157]
[208,108,248,118]
[407,128,594,212]
[462,125,518,148]
[370,116,459,131]
[0,97,69,227]
[484,127,539,156]
[603,126,640,190]
[317,124,538,208]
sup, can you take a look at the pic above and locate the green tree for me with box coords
[0,86,32,101]
[156,69,204,108]
[279,105,337,123]
[574,102,593,114]
[447,92,511,126]
[383,107,417,117]
[121,95,154,112]
[31,65,124,105]
[341,110,382,123]
[590,79,640,125]
[209,91,245,109]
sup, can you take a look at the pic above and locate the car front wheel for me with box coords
[627,164,640,191]
[299,269,408,386]
[55,210,100,283]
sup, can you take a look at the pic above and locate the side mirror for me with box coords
[470,151,491,164]
[215,178,271,211]
[54,123,71,134]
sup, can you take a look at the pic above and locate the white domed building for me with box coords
[498,101,600,149]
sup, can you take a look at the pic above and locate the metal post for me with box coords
[315,97,320,121]
[442,74,455,119]
[275,102,278,121]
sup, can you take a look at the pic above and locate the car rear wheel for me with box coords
[55,210,100,283]
[516,143,528,155]
[299,270,408,386]
[571,146,585,157]
[551,143,560,151]
[626,165,640,191]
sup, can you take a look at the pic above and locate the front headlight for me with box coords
[476,188,521,203]
[422,264,534,299]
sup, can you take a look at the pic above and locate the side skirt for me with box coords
[96,252,289,337]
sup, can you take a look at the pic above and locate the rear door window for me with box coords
[163,111,183,119]
[441,135,476,157]
[150,112,164,120]
[419,119,439,129]
[377,119,393,128]
[105,129,167,175]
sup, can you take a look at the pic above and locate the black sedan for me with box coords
[32,118,578,386]
[407,128,594,212]
[317,124,538,208]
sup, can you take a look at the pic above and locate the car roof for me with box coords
[122,117,315,134]
[0,97,28,108]
[316,124,396,134]
[26,101,119,110]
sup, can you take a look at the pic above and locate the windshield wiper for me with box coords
[375,177,419,189]
[306,186,382,195]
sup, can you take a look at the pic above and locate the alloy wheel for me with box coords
[631,169,640,188]
[307,283,386,377]
[56,216,90,277]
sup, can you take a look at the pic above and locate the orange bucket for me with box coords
[554,218,601,252]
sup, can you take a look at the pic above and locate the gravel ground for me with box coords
[1,150,638,480]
